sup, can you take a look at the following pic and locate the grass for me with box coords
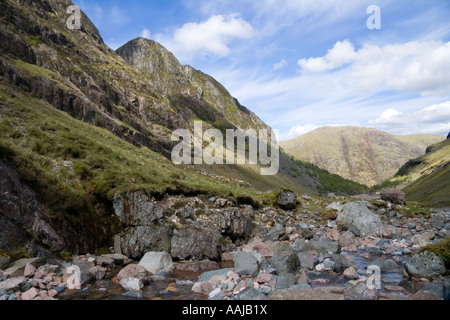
[393,138,450,208]
[420,237,450,269]
[97,247,112,255]
[403,164,450,208]
[0,81,301,253]
[8,247,32,260]
[0,249,10,258]
[12,59,71,91]
[26,35,41,47]
[290,157,368,195]
[372,176,407,191]
[402,202,431,218]
[59,250,72,261]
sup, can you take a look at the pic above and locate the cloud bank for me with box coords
[158,15,254,57]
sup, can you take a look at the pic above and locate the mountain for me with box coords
[116,38,267,133]
[395,135,450,207]
[0,0,367,255]
[280,126,445,187]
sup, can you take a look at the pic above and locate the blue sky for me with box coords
[74,0,450,139]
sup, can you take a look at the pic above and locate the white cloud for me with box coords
[272,59,287,71]
[281,123,346,141]
[140,29,151,39]
[297,39,450,95]
[369,102,450,135]
[298,40,356,72]
[163,15,254,57]
[281,124,322,140]
[371,109,404,125]
[352,41,450,95]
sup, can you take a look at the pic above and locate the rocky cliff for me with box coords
[116,38,269,134]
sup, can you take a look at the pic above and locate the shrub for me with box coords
[9,247,32,260]
[59,249,73,261]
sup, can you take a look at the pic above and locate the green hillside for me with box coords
[398,138,450,207]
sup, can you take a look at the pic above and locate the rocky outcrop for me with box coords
[170,225,222,261]
[116,37,271,133]
[0,159,64,253]
[113,191,172,258]
[113,191,165,226]
[116,225,173,259]
[210,207,254,241]
[113,192,251,261]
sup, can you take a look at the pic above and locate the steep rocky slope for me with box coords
[116,38,268,133]
[396,136,450,207]
[280,126,444,187]
[0,0,368,256]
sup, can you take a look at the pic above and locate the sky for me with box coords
[74,0,450,140]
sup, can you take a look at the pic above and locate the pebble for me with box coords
[259,285,272,294]
[312,278,331,285]
[22,288,38,301]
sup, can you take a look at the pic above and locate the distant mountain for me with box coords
[280,126,445,186]
[397,136,450,207]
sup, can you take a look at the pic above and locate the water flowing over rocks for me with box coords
[1,196,448,300]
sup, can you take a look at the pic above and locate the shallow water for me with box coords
[59,261,226,301]
[343,249,407,289]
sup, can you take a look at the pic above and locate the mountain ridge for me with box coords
[280,126,445,187]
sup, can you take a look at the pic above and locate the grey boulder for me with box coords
[405,251,446,280]
[337,201,382,236]
[138,252,174,275]
[234,251,259,278]
[380,189,406,205]
[271,243,301,275]
[170,226,222,261]
[277,190,297,210]
[301,239,340,255]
